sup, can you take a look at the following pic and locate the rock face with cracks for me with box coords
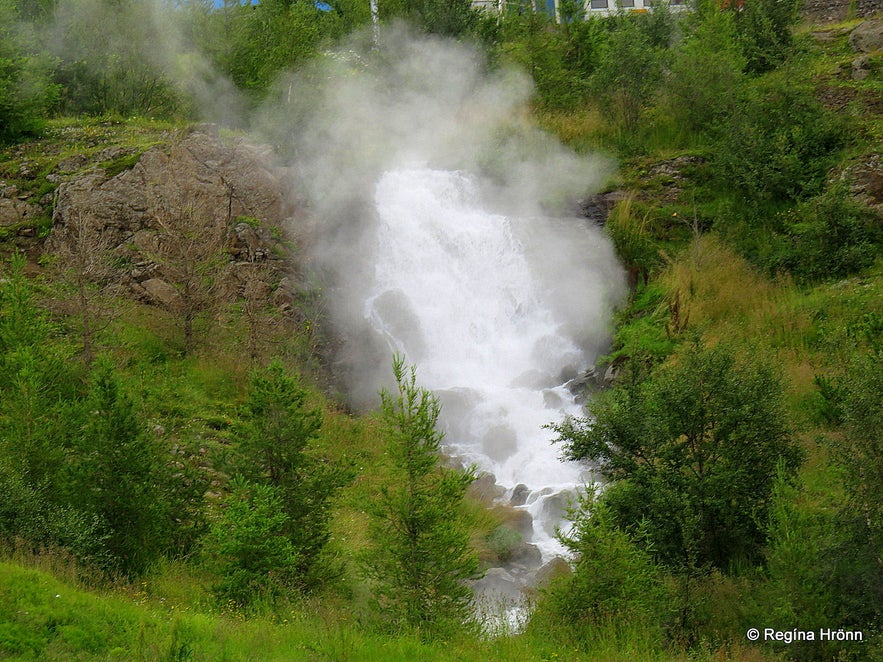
[46,126,301,308]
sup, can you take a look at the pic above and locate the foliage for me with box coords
[67,364,172,575]
[220,2,342,94]
[662,7,744,141]
[0,257,80,493]
[590,16,666,141]
[826,353,883,635]
[383,0,481,38]
[554,341,802,571]
[235,360,350,590]
[49,0,184,117]
[775,187,882,282]
[712,73,847,212]
[209,475,301,608]
[0,0,59,144]
[360,356,480,638]
[548,492,668,638]
[728,0,801,74]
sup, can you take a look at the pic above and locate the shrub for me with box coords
[209,476,300,608]
[713,73,847,212]
[548,493,668,637]
[553,341,802,571]
[778,188,881,282]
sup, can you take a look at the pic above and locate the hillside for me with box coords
[1,3,882,661]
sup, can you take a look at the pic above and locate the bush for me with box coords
[777,188,882,282]
[713,73,847,212]
[662,8,745,141]
[209,476,300,608]
[547,493,668,637]
[553,341,802,571]
[0,0,58,144]
[729,0,801,73]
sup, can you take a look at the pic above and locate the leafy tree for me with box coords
[663,7,744,141]
[210,476,300,608]
[0,0,58,144]
[361,356,480,638]
[553,342,802,571]
[49,0,183,117]
[591,16,666,140]
[236,361,350,589]
[399,0,480,38]
[729,0,801,74]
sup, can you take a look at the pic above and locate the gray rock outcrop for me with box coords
[46,126,299,304]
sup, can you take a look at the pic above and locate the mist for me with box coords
[257,25,626,412]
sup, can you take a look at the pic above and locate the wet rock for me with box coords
[534,557,572,587]
[482,424,517,464]
[505,541,542,569]
[604,362,621,385]
[510,484,530,507]
[580,190,629,225]
[506,508,534,538]
[468,472,506,504]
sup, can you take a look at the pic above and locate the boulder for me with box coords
[0,198,40,228]
[853,55,873,81]
[138,278,180,308]
[533,557,572,586]
[840,153,883,212]
[849,20,883,54]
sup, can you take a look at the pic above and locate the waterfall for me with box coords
[273,26,626,621]
[363,166,617,610]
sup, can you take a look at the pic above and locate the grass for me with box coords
[4,560,732,662]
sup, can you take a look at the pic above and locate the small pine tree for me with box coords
[210,476,300,608]
[72,364,170,575]
[237,360,350,589]
[361,356,481,638]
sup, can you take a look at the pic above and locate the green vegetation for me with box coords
[554,342,803,571]
[1,0,882,660]
[360,357,480,638]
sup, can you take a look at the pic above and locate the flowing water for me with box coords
[360,165,622,617]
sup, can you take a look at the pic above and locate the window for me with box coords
[590,0,608,8]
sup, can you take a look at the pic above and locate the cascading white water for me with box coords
[275,27,626,620]
[364,166,603,566]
